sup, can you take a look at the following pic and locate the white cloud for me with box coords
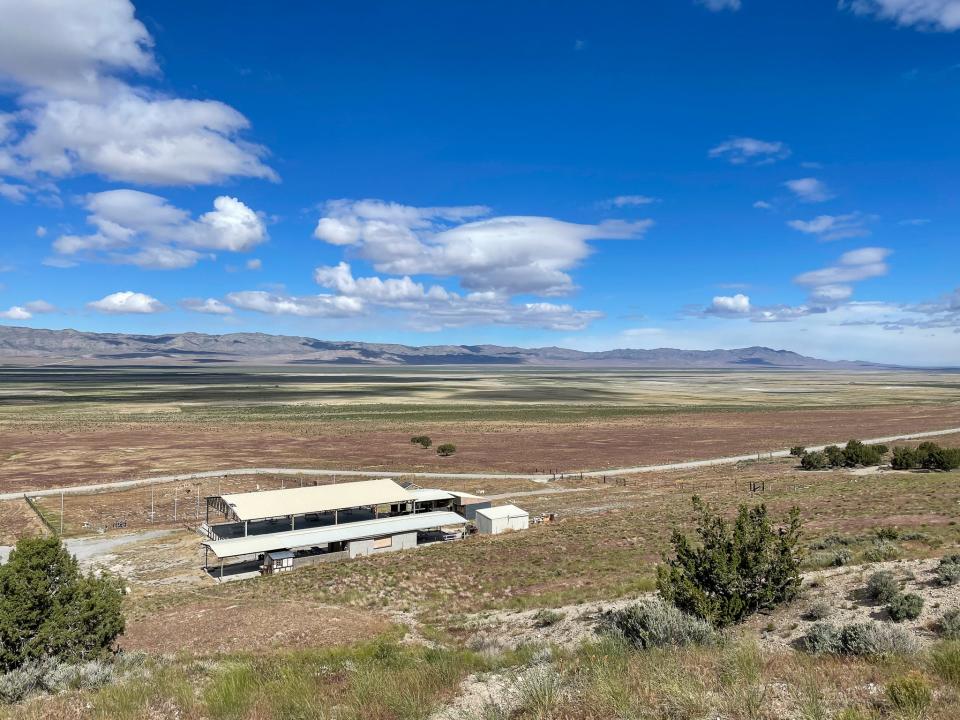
[708,137,790,165]
[0,306,31,320]
[225,290,363,318]
[787,212,873,240]
[707,293,752,315]
[753,200,773,210]
[24,299,56,313]
[842,0,960,31]
[697,0,741,10]
[307,261,603,331]
[794,247,891,303]
[784,177,834,203]
[699,248,892,324]
[603,195,658,207]
[35,225,47,237]
[0,0,275,189]
[180,298,233,315]
[246,258,262,270]
[88,290,166,314]
[9,92,277,186]
[0,180,30,202]
[52,190,267,269]
[0,0,155,101]
[313,199,652,296]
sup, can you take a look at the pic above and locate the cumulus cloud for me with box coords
[313,199,652,296]
[0,0,275,190]
[842,0,960,31]
[222,259,604,331]
[225,290,363,318]
[708,137,790,165]
[787,212,873,240]
[784,177,834,203]
[180,298,233,315]
[753,200,773,210]
[52,190,267,269]
[699,248,892,323]
[35,225,47,237]
[0,0,155,101]
[697,0,741,10]
[707,293,752,315]
[88,290,166,314]
[0,306,32,320]
[246,258,262,270]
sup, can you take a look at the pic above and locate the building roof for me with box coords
[410,488,456,503]
[219,478,413,522]
[448,490,487,502]
[203,511,467,559]
[476,504,528,520]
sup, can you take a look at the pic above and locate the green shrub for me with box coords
[656,497,802,628]
[436,443,456,457]
[839,622,918,657]
[824,445,845,467]
[532,609,564,628]
[809,534,853,550]
[874,526,900,541]
[934,554,960,587]
[0,658,116,703]
[863,540,901,563]
[885,672,931,718]
[891,446,918,470]
[803,600,833,621]
[410,435,432,448]
[603,599,717,649]
[937,609,960,640]
[800,451,829,470]
[803,622,918,657]
[0,536,125,672]
[929,641,960,687]
[865,571,899,604]
[892,442,960,471]
[887,593,924,622]
[802,623,842,654]
[789,446,806,458]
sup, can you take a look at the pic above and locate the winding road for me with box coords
[3,426,959,502]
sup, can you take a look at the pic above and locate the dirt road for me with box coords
[3,426,957,501]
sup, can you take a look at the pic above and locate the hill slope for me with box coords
[0,325,884,368]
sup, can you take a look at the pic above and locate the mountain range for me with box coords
[0,325,889,369]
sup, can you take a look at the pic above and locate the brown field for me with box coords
[4,367,960,718]
[3,404,960,493]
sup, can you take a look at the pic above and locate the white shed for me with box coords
[475,504,529,535]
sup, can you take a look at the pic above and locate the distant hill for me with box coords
[0,325,889,369]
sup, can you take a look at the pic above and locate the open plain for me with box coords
[3,366,960,718]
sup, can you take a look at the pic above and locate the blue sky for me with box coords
[0,0,958,365]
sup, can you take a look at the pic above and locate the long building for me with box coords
[200,478,473,580]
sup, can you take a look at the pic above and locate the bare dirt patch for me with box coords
[121,598,392,655]
[4,405,960,492]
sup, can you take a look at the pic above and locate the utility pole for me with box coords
[59,490,64,535]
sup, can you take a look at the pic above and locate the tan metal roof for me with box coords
[476,504,528,520]
[204,511,467,558]
[220,478,413,522]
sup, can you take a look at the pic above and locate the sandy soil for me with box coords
[121,598,392,655]
[456,559,960,653]
[3,405,960,491]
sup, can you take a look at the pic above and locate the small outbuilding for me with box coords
[475,504,529,535]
